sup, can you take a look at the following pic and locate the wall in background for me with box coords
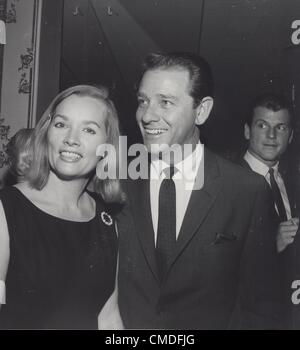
[1,0,300,185]
[59,0,300,156]
[0,0,39,184]
[200,0,300,154]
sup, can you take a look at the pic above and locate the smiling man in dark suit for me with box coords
[115,52,282,329]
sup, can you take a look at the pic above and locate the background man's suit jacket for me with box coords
[239,157,298,328]
[238,157,297,217]
[117,149,283,329]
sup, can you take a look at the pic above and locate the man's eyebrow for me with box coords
[137,92,147,98]
[254,118,268,123]
[157,93,178,100]
[255,118,289,125]
[136,92,178,100]
[276,122,290,125]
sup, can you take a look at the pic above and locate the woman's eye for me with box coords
[54,122,65,128]
[84,128,96,134]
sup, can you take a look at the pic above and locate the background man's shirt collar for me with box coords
[244,150,279,177]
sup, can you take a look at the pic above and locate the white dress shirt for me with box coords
[150,142,203,244]
[244,151,291,219]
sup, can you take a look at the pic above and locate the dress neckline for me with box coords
[11,186,97,224]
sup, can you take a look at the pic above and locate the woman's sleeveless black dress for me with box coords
[0,186,117,329]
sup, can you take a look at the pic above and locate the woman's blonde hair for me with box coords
[27,84,124,203]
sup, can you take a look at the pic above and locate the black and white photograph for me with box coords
[0,0,300,335]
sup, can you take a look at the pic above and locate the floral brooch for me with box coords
[101,211,113,226]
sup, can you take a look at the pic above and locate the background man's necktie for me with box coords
[156,166,176,283]
[268,168,287,222]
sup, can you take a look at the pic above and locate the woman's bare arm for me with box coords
[0,200,10,308]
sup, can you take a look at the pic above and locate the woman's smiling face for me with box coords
[47,94,108,180]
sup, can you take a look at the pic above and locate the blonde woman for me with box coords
[0,85,123,329]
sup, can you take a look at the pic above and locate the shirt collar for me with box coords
[151,142,203,181]
[244,150,279,177]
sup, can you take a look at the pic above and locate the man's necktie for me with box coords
[268,168,287,222]
[156,166,176,283]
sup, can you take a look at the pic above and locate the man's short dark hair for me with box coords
[246,93,294,128]
[140,52,214,107]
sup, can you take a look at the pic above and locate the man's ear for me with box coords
[289,130,294,144]
[244,123,250,140]
[195,97,214,126]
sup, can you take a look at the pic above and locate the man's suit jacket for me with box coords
[117,148,282,329]
[238,158,297,217]
[239,156,299,326]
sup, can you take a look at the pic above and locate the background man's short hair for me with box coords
[246,93,294,128]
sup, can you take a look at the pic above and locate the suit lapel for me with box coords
[243,157,294,218]
[240,158,252,170]
[128,150,223,283]
[167,149,222,271]
[128,178,160,282]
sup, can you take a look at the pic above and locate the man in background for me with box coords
[242,93,299,328]
[243,94,298,253]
